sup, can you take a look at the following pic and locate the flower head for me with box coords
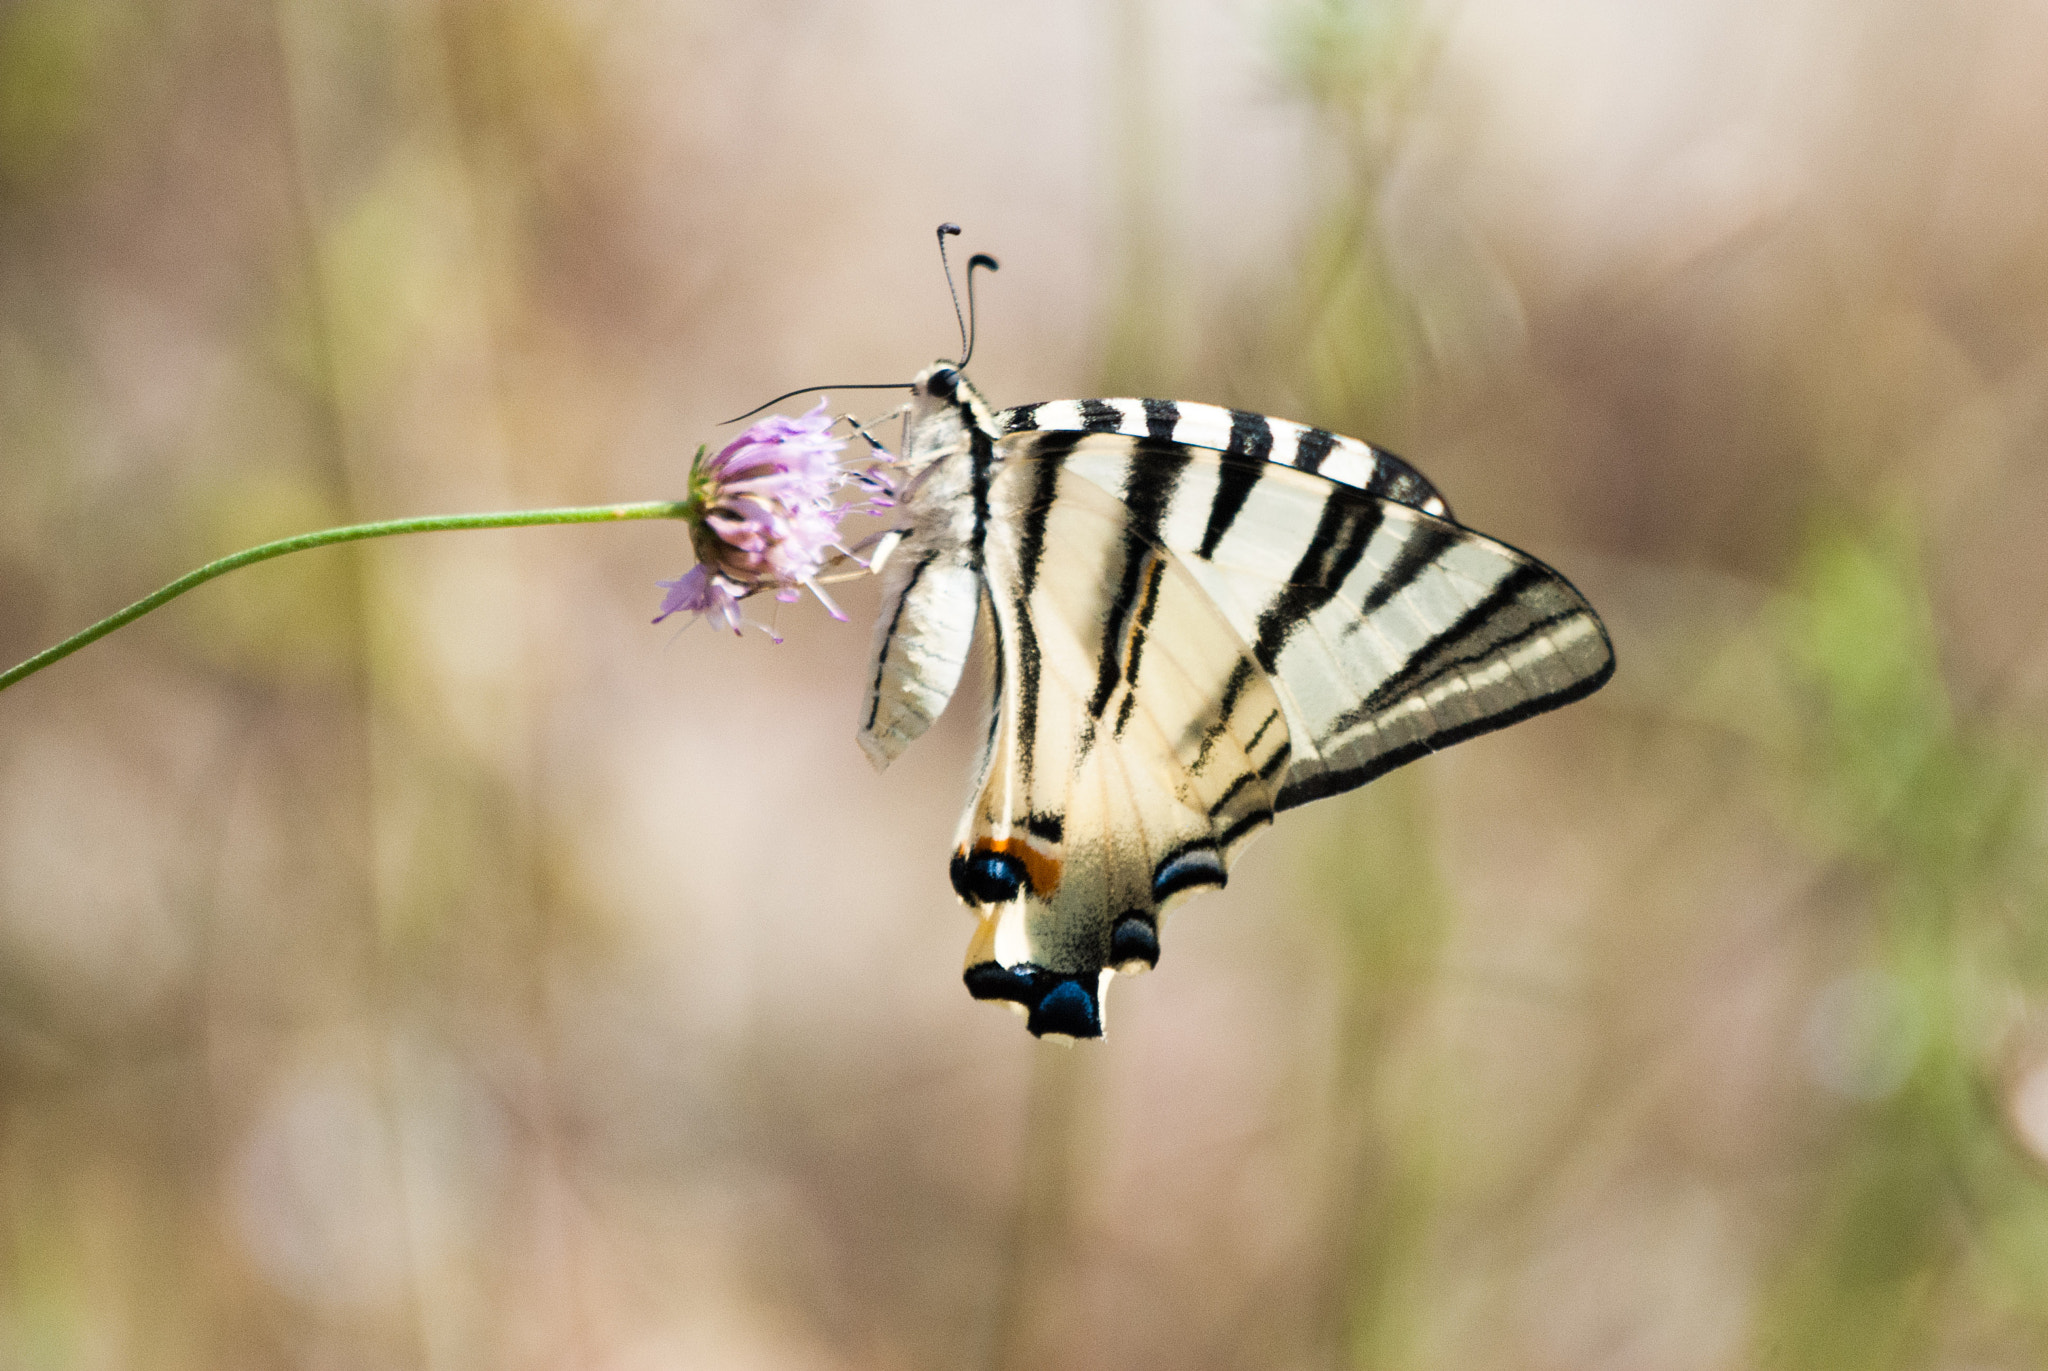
[655,399,857,638]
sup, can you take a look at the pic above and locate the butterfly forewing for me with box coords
[1030,436,1613,810]
[858,548,981,768]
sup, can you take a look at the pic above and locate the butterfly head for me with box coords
[913,362,963,403]
[909,360,999,412]
[891,362,1000,480]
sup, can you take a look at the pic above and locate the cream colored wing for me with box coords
[948,458,1289,1038]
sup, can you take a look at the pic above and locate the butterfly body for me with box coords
[860,364,1613,1039]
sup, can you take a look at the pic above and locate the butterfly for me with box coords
[857,363,1613,1039]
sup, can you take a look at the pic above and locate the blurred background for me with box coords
[4,0,2048,1365]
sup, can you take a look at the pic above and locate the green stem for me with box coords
[0,501,693,694]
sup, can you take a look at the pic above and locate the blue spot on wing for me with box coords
[951,850,1026,905]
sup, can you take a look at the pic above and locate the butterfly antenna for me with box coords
[961,253,998,367]
[722,226,999,424]
[935,224,1000,367]
[721,381,908,426]
[934,223,973,364]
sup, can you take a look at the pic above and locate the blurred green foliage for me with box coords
[1756,510,2048,1368]
[1306,769,1449,1371]
[1270,0,1432,426]
[0,0,123,190]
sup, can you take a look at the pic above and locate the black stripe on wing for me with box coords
[1226,409,1276,462]
[1011,449,1069,781]
[863,549,937,731]
[1141,398,1180,440]
[1276,650,1612,809]
[967,414,998,572]
[1365,454,1446,516]
[1357,520,1458,617]
[1078,399,1123,432]
[1111,558,1169,737]
[1331,564,1591,734]
[1294,427,1336,473]
[1198,453,1264,559]
[1250,497,1386,673]
[1099,448,1193,740]
[1086,537,1156,724]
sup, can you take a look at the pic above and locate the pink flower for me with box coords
[655,400,856,638]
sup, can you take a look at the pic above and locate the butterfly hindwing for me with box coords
[949,456,1289,1037]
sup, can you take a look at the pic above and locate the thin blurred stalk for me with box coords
[268,3,619,1355]
[1266,8,1459,1367]
[267,1,432,1357]
[983,1045,1098,1371]
[1272,0,1440,430]
[1097,0,1173,396]
[267,0,372,660]
[424,3,603,1358]
[1304,769,1450,1371]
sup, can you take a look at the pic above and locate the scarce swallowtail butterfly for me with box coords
[858,363,1613,1040]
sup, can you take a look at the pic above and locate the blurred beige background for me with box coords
[4,0,2048,1366]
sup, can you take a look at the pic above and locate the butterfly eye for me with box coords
[950,848,1025,905]
[925,367,959,399]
